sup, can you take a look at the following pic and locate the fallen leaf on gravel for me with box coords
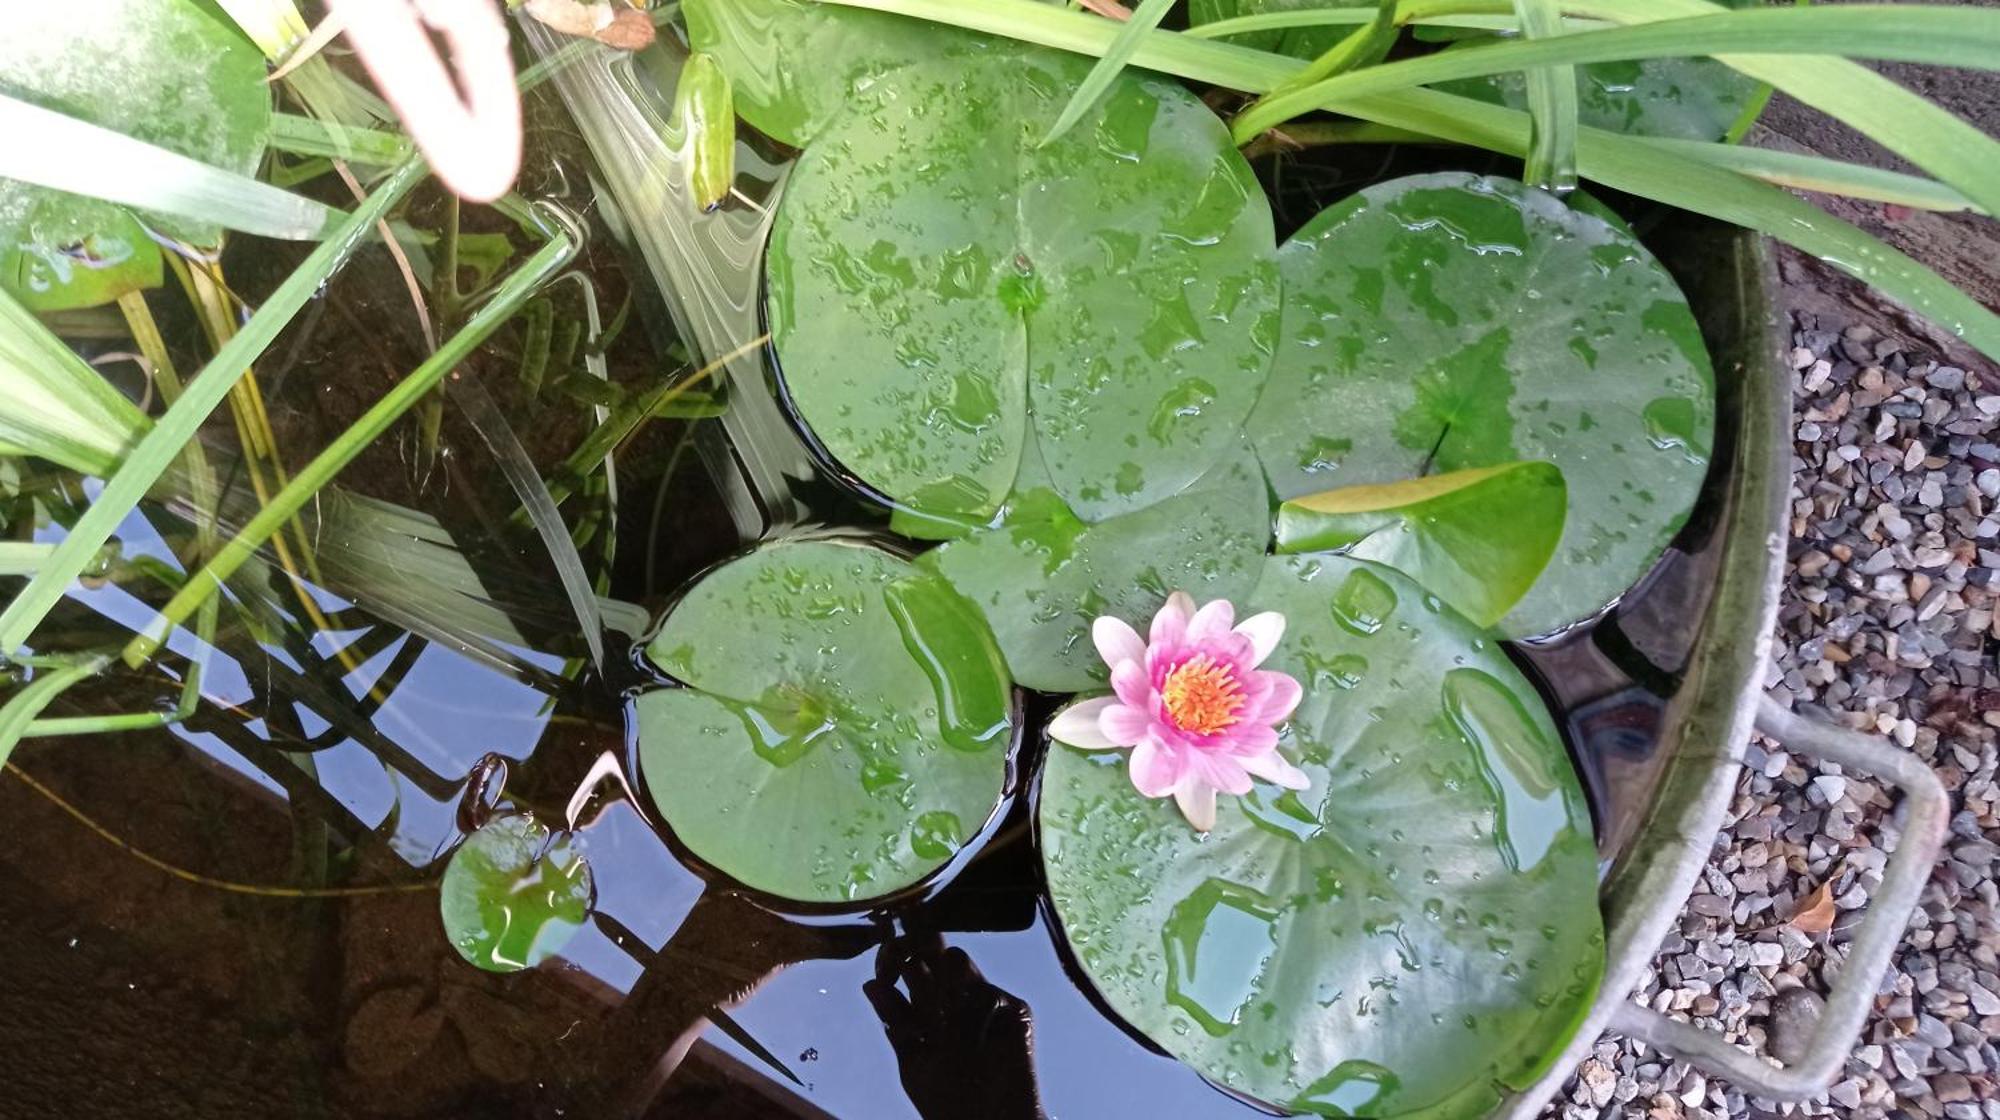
[1789,881,1837,935]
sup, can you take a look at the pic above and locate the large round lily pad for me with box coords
[924,442,1271,693]
[768,49,1280,525]
[637,538,1015,905]
[1250,172,1713,638]
[1041,554,1603,1119]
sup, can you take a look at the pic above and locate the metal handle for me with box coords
[1609,696,1950,1100]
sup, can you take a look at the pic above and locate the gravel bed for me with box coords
[1544,314,2000,1119]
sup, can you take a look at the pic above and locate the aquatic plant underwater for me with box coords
[0,0,1996,1116]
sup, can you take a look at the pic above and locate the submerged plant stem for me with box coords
[124,215,581,666]
[3,763,436,898]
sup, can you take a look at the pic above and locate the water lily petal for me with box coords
[1150,591,1194,647]
[1092,615,1146,671]
[1186,598,1236,643]
[1173,779,1217,832]
[1252,670,1303,724]
[1241,749,1312,791]
[1099,702,1151,746]
[1189,749,1255,796]
[1234,611,1285,665]
[1130,737,1182,797]
[1111,659,1152,710]
[1220,721,1279,756]
[1048,696,1119,749]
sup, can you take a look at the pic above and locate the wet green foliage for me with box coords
[1041,555,1603,1119]
[440,815,595,973]
[1251,173,1714,638]
[0,0,271,308]
[1276,461,1567,629]
[637,539,1015,905]
[923,443,1270,693]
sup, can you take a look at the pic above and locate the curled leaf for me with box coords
[1787,881,1836,936]
[1276,461,1566,629]
[674,53,735,212]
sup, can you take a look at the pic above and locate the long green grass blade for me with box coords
[810,0,2000,362]
[0,656,105,771]
[1513,0,1577,191]
[1230,5,2000,141]
[123,216,581,665]
[0,156,429,655]
[1042,0,1181,146]
[1646,141,1983,214]
[0,94,346,241]
[0,288,151,477]
[1187,7,1613,36]
[268,113,413,164]
[0,543,56,577]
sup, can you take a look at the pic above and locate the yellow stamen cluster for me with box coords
[1160,654,1246,735]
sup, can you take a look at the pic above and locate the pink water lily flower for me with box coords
[1048,592,1308,832]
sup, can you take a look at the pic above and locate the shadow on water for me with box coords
[0,38,1758,1120]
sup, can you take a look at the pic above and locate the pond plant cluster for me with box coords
[1,1,1998,1118]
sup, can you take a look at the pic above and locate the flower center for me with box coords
[1160,654,1246,736]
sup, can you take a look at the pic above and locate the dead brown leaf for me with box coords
[1788,881,1837,936]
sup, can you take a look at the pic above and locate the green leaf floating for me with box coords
[0,0,272,308]
[925,443,1271,693]
[638,538,1015,904]
[1437,58,1766,144]
[1276,461,1566,629]
[1041,554,1603,1119]
[760,43,1279,523]
[440,815,594,973]
[1251,172,1713,638]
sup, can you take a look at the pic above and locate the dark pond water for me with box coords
[0,63,1745,1120]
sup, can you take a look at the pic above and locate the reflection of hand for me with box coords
[864,933,1047,1120]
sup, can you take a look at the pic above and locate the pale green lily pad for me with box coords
[440,815,594,973]
[1250,172,1713,638]
[1437,58,1766,144]
[1041,553,1603,1119]
[769,50,1279,525]
[1276,461,1567,629]
[0,0,270,306]
[638,538,1014,904]
[924,442,1271,693]
[684,0,990,147]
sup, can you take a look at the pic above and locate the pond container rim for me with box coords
[1492,225,1952,1117]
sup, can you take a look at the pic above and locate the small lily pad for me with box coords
[1250,172,1713,638]
[1276,461,1566,629]
[0,0,273,287]
[637,538,1015,905]
[767,48,1279,525]
[439,815,594,973]
[1041,554,1603,1119]
[924,443,1272,693]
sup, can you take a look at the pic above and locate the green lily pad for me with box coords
[1436,57,1766,144]
[924,442,1272,693]
[637,538,1015,904]
[1250,172,1713,638]
[439,814,594,973]
[684,0,989,147]
[1276,461,1566,629]
[0,0,270,307]
[1,194,162,313]
[1188,0,1352,59]
[1041,553,1603,1119]
[768,48,1280,525]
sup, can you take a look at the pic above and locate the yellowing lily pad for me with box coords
[1041,554,1603,1119]
[1276,461,1566,628]
[1250,172,1714,638]
[637,538,1015,905]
